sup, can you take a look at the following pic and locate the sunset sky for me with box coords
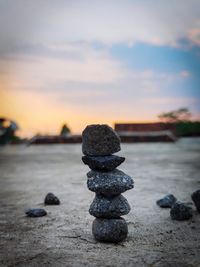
[0,0,200,137]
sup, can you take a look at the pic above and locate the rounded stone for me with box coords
[25,208,47,217]
[170,202,193,221]
[191,190,200,212]
[87,169,134,196]
[89,194,131,218]
[82,124,121,156]
[82,155,125,171]
[156,194,177,208]
[92,218,128,243]
[44,192,60,205]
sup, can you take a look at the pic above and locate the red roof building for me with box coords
[114,123,177,142]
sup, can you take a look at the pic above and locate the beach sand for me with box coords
[0,139,200,267]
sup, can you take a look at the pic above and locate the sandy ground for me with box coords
[0,139,200,267]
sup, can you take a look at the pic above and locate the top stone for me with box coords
[82,124,121,156]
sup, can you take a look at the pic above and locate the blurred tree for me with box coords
[158,107,191,122]
[60,124,71,136]
[0,118,19,145]
[158,108,200,137]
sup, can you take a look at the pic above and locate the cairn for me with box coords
[82,124,134,243]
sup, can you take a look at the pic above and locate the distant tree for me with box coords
[60,124,71,136]
[158,107,191,123]
[0,118,19,145]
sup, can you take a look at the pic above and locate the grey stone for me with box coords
[156,194,177,208]
[82,124,121,156]
[170,202,193,221]
[191,189,200,212]
[44,192,60,205]
[87,169,134,196]
[25,208,47,217]
[82,155,125,171]
[89,194,131,218]
[92,218,128,243]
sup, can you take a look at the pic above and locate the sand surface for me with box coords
[0,139,200,267]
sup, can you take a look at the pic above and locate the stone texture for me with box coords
[92,218,128,243]
[89,194,131,218]
[25,208,47,217]
[156,194,177,208]
[44,192,60,205]
[170,202,193,221]
[87,169,134,196]
[82,155,125,171]
[191,189,200,212]
[82,124,121,156]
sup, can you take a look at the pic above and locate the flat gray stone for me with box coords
[82,124,121,156]
[82,155,125,171]
[25,208,47,217]
[87,169,134,196]
[92,218,128,243]
[89,194,131,218]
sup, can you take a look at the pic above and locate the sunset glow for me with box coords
[0,1,200,137]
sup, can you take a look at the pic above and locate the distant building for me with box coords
[28,134,82,145]
[114,122,177,142]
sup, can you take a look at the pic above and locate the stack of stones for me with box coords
[82,124,134,243]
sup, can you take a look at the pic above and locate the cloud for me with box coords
[1,42,188,98]
[144,97,199,106]
[0,0,200,53]
[0,1,199,135]
[188,27,200,46]
[180,70,191,78]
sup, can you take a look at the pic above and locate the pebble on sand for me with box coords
[156,194,177,208]
[82,124,121,156]
[170,202,193,221]
[25,208,47,217]
[44,192,60,205]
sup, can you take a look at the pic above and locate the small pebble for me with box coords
[44,192,60,205]
[156,194,177,208]
[191,189,200,212]
[25,208,47,217]
[170,202,193,221]
[92,218,128,243]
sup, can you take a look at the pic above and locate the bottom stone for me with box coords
[92,218,128,243]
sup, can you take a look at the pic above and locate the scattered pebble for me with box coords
[191,189,200,212]
[89,194,130,218]
[44,192,60,205]
[82,124,121,156]
[87,169,134,196]
[92,218,128,243]
[156,194,177,208]
[82,155,125,171]
[170,202,193,221]
[25,208,47,217]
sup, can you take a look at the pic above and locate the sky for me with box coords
[0,0,200,137]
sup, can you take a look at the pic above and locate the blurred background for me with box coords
[0,0,200,142]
